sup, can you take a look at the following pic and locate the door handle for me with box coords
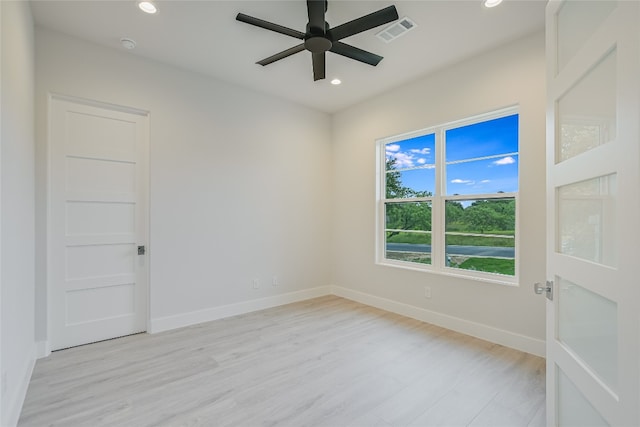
[138,245,146,255]
[534,281,553,301]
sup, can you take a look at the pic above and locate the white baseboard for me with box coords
[149,285,544,356]
[330,285,545,357]
[149,286,332,333]
[4,344,37,427]
[36,340,51,359]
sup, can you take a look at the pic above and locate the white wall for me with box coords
[1,1,36,425]
[34,28,332,337]
[331,32,547,352]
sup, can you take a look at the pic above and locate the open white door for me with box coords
[49,97,149,350]
[544,1,640,425]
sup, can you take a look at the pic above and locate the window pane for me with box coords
[445,114,518,163]
[386,167,435,198]
[385,202,432,265]
[386,134,435,198]
[558,174,616,266]
[446,155,518,196]
[445,199,515,276]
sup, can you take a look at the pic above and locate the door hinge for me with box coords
[534,280,553,301]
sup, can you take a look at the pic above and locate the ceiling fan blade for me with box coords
[257,44,306,66]
[330,41,383,66]
[307,0,326,33]
[329,5,399,41]
[312,52,326,81]
[236,13,305,39]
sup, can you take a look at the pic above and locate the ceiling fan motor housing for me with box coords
[305,36,332,53]
[304,22,332,53]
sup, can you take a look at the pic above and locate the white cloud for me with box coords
[493,156,516,166]
[451,179,474,184]
[410,148,431,155]
[386,145,433,169]
[480,179,491,183]
[389,152,415,168]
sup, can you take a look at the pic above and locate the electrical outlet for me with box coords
[424,286,431,299]
[252,278,260,289]
[272,276,279,287]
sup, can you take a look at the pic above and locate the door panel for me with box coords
[66,201,136,235]
[546,1,639,425]
[557,276,617,390]
[66,283,136,325]
[50,97,149,350]
[66,157,136,194]
[556,50,617,162]
[66,111,137,161]
[558,369,609,427]
[557,174,616,265]
[556,0,616,73]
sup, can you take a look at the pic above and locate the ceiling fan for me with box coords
[236,0,399,81]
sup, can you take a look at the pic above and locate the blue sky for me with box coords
[386,114,519,196]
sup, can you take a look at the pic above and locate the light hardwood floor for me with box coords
[19,296,545,427]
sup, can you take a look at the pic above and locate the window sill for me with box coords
[377,259,519,287]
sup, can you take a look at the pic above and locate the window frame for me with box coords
[376,106,520,285]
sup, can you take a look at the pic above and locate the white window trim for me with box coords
[376,106,520,286]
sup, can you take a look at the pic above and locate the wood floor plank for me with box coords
[18,296,545,427]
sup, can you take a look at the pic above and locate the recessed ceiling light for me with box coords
[331,78,342,85]
[483,0,503,8]
[138,1,157,14]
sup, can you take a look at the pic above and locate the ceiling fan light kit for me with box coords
[236,0,399,82]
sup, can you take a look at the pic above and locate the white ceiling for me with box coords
[30,0,546,113]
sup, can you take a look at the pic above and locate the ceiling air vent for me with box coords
[376,17,417,43]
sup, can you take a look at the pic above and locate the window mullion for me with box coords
[431,127,446,271]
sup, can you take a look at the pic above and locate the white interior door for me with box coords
[49,96,149,351]
[545,1,640,425]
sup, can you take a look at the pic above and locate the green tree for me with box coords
[385,157,432,199]
[461,199,515,233]
[385,157,406,198]
[445,200,465,231]
[385,157,432,238]
[463,203,500,233]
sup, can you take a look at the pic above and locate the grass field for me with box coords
[387,231,514,248]
[450,257,515,275]
[385,251,431,265]
[385,251,514,275]
[446,233,514,248]
[386,232,431,245]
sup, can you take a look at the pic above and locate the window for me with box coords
[377,108,519,283]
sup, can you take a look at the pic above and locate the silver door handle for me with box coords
[534,281,553,301]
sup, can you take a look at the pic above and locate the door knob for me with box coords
[534,281,553,300]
